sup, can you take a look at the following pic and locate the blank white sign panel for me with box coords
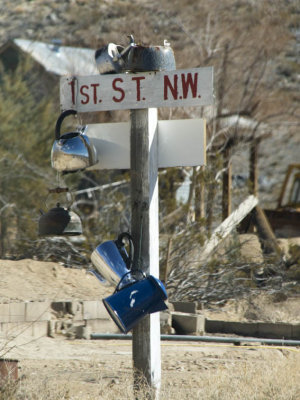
[87,119,206,170]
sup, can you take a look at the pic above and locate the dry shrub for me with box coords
[0,378,18,400]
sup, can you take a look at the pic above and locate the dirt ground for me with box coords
[1,334,299,400]
[0,259,112,303]
[0,259,299,399]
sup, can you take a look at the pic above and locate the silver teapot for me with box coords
[90,232,135,288]
[51,109,98,173]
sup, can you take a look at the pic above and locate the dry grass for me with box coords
[187,356,300,400]
[1,348,298,400]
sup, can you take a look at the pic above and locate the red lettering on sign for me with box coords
[91,83,100,104]
[164,75,178,100]
[80,85,89,104]
[112,78,125,102]
[181,73,198,99]
[68,80,76,105]
[132,76,145,101]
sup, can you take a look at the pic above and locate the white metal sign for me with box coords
[86,119,206,169]
[60,67,214,112]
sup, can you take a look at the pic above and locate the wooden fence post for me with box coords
[130,108,161,398]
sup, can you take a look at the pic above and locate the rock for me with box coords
[75,325,91,340]
[239,234,264,263]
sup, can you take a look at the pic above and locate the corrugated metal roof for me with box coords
[14,38,98,76]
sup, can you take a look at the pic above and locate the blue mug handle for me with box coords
[114,270,145,293]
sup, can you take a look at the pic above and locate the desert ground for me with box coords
[0,259,299,399]
[2,333,299,400]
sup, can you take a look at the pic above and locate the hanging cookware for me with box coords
[95,36,176,74]
[38,187,82,236]
[95,35,135,74]
[124,39,176,72]
[51,109,98,173]
[103,274,168,333]
[90,232,135,288]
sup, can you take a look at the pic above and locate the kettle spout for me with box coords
[114,35,135,63]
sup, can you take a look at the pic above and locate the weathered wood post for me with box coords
[248,137,281,256]
[249,138,259,196]
[130,108,161,397]
[222,146,232,220]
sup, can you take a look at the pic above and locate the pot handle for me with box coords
[116,232,134,270]
[55,109,77,140]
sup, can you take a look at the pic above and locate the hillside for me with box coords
[0,0,299,207]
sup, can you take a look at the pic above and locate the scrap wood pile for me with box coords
[166,258,290,306]
[164,226,298,305]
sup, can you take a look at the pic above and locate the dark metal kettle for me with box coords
[95,36,176,74]
[38,187,82,236]
[51,110,98,173]
[124,39,176,72]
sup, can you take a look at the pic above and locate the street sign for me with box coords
[60,67,214,112]
[87,119,206,170]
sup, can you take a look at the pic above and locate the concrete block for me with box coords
[258,322,292,339]
[292,324,300,340]
[83,301,107,320]
[48,320,56,337]
[0,322,26,337]
[50,301,83,321]
[9,303,26,322]
[205,319,224,333]
[225,321,259,337]
[0,304,10,323]
[172,312,205,335]
[30,321,48,337]
[0,321,48,338]
[206,320,261,337]
[160,311,171,326]
[205,319,298,340]
[171,301,197,314]
[67,301,83,321]
[25,301,50,322]
[160,311,173,334]
[86,318,120,334]
[51,301,68,315]
[75,325,91,339]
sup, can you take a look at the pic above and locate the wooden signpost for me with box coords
[60,67,213,111]
[60,66,213,399]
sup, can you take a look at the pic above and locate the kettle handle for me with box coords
[116,232,134,270]
[55,109,77,140]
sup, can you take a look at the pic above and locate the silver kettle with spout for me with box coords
[51,109,98,173]
[90,232,135,288]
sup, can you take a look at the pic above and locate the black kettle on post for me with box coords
[38,187,82,236]
[95,36,176,75]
